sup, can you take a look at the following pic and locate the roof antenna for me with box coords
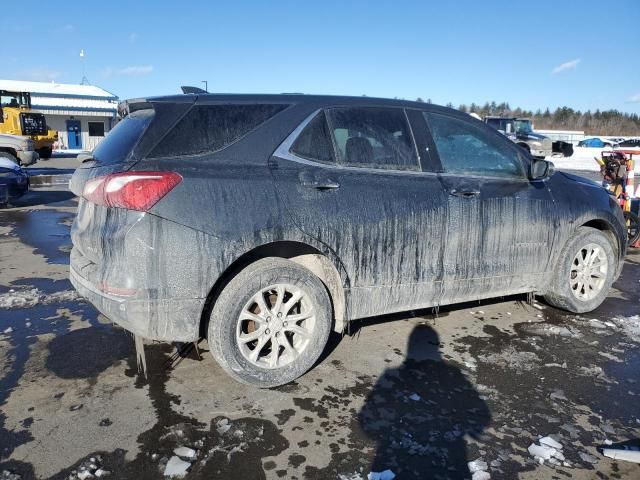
[79,49,90,85]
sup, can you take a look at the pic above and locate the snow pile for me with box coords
[338,472,365,480]
[528,436,570,467]
[1,470,21,480]
[468,458,490,479]
[67,456,110,479]
[161,445,200,477]
[0,288,78,309]
[367,470,395,480]
[164,456,191,478]
[338,474,364,480]
[172,447,196,459]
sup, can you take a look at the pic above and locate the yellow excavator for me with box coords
[0,90,57,158]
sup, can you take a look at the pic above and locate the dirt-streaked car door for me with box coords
[270,106,449,320]
[423,110,557,303]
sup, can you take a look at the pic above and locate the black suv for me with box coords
[70,94,626,387]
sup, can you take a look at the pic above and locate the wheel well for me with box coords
[199,241,346,338]
[517,142,530,152]
[580,219,619,257]
[0,148,17,158]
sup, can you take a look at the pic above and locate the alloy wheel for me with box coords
[236,283,316,369]
[569,243,608,301]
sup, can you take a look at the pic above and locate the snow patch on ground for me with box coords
[523,323,582,338]
[550,147,640,173]
[0,288,79,309]
[478,346,539,372]
[610,315,640,342]
[576,314,640,342]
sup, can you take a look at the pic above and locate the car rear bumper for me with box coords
[70,261,204,342]
[531,148,552,158]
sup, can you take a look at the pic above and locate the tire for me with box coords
[544,227,616,313]
[623,211,639,246]
[0,151,19,166]
[37,147,52,159]
[208,257,332,388]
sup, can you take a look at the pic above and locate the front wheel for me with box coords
[544,227,616,313]
[623,211,639,246]
[37,147,52,159]
[207,258,332,388]
[0,151,19,166]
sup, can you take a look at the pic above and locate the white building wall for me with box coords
[39,114,115,151]
[535,129,585,145]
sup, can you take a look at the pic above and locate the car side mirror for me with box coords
[530,158,555,180]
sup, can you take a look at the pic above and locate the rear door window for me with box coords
[290,111,335,164]
[425,112,525,178]
[326,107,419,170]
[92,109,154,165]
[150,104,289,158]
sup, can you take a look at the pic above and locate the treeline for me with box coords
[415,98,640,136]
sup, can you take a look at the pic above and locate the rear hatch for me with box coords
[70,97,195,265]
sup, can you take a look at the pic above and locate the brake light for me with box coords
[82,171,181,211]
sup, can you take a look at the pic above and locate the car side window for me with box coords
[326,107,419,170]
[425,112,525,178]
[150,104,289,158]
[290,111,335,164]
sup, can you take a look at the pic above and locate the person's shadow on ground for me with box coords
[358,324,491,479]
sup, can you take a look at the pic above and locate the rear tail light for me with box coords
[82,171,181,211]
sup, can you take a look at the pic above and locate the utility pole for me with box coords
[80,49,90,85]
[201,80,208,93]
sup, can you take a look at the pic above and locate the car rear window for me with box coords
[149,104,289,158]
[290,111,335,163]
[92,109,154,165]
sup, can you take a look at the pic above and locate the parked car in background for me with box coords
[483,116,553,158]
[0,156,29,206]
[69,94,627,387]
[578,137,618,148]
[616,138,640,150]
[0,133,38,166]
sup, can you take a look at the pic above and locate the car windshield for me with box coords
[0,91,29,108]
[514,120,532,134]
[487,118,515,132]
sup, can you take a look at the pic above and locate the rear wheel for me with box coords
[544,227,616,313]
[207,258,332,387]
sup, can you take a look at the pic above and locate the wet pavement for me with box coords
[1,187,639,479]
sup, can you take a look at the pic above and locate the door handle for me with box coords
[301,180,340,190]
[449,189,480,198]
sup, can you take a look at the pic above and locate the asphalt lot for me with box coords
[1,167,639,479]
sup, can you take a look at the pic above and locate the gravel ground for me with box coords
[0,186,639,479]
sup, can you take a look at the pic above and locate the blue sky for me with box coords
[3,0,639,113]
